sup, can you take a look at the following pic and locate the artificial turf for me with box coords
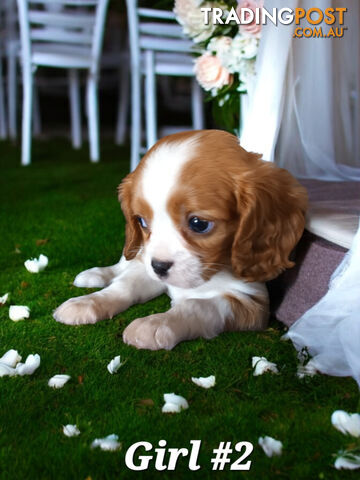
[0,138,359,480]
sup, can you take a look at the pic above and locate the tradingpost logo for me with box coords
[201,6,348,39]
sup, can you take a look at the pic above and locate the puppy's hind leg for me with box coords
[73,256,130,289]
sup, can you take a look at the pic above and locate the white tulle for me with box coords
[287,220,360,387]
[241,0,360,180]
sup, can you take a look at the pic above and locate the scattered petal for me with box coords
[0,349,22,367]
[91,434,121,451]
[0,293,9,305]
[63,424,80,437]
[107,355,123,374]
[297,361,318,379]
[48,374,71,389]
[15,354,41,375]
[258,436,283,457]
[252,356,279,376]
[24,254,48,273]
[191,375,216,389]
[9,305,30,321]
[334,453,360,470]
[0,362,16,377]
[331,411,360,438]
[162,393,189,413]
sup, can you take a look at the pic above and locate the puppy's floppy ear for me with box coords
[231,160,308,282]
[118,173,143,260]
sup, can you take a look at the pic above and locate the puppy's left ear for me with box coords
[118,173,143,260]
[231,161,308,282]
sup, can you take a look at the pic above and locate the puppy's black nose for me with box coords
[151,259,173,277]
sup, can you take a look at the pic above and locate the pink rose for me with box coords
[236,0,263,38]
[194,53,233,92]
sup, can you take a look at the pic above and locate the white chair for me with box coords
[126,1,205,171]
[16,0,110,165]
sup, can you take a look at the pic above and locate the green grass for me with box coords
[0,139,359,480]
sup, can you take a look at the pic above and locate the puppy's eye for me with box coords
[136,216,148,229]
[188,216,214,234]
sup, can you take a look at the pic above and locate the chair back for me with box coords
[16,0,109,74]
[126,0,193,70]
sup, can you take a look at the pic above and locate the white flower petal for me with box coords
[0,349,22,368]
[15,354,41,375]
[0,293,9,305]
[258,436,283,457]
[9,305,30,321]
[48,374,71,388]
[252,356,279,376]
[331,410,360,438]
[63,424,80,437]
[335,454,360,470]
[0,362,17,377]
[162,393,189,413]
[91,434,121,451]
[107,355,123,374]
[24,254,48,273]
[191,375,216,389]
[297,361,318,379]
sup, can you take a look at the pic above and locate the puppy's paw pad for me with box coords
[53,297,99,325]
[74,268,107,288]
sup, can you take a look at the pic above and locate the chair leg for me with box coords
[86,74,99,162]
[130,65,141,171]
[191,78,205,130]
[21,71,33,166]
[115,63,129,145]
[0,59,7,139]
[7,50,17,140]
[69,69,82,149]
[32,81,42,137]
[145,50,157,150]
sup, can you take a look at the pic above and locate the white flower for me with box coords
[174,0,218,43]
[331,411,360,438]
[48,374,71,389]
[207,36,233,56]
[107,355,123,374]
[191,375,216,389]
[0,293,9,305]
[252,356,279,376]
[222,33,259,75]
[162,393,189,413]
[334,453,360,470]
[9,305,30,321]
[258,436,283,457]
[24,254,48,273]
[0,349,22,368]
[0,363,16,377]
[91,434,121,451]
[15,354,41,375]
[63,424,80,437]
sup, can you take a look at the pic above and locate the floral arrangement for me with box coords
[174,0,263,133]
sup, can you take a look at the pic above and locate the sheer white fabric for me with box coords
[286,221,360,387]
[241,0,360,180]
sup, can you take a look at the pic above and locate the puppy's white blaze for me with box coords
[140,136,204,287]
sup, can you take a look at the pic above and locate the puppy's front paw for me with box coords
[53,296,102,325]
[73,267,108,288]
[123,314,177,351]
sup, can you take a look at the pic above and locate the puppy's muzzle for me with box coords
[151,259,173,278]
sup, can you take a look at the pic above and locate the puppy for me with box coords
[54,130,308,350]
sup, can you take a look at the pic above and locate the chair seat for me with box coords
[31,43,92,69]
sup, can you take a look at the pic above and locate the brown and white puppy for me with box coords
[54,130,308,350]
